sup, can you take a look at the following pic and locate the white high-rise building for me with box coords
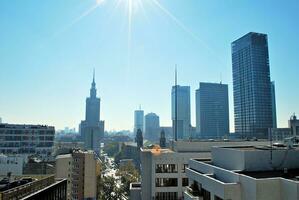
[144,113,160,141]
[171,85,191,140]
[134,109,144,134]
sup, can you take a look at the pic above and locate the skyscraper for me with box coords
[196,82,229,138]
[80,71,104,152]
[232,32,273,138]
[271,81,277,128]
[171,85,191,140]
[144,112,160,141]
[134,108,144,134]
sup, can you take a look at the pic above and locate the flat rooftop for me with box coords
[238,169,299,181]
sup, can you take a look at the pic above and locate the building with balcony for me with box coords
[185,145,299,200]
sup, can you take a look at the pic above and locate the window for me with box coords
[156,178,178,187]
[156,164,177,173]
[155,192,177,200]
[182,178,188,186]
[182,164,188,173]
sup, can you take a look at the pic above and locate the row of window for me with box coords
[155,164,188,173]
[155,178,188,187]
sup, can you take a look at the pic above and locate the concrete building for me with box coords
[269,114,299,141]
[172,85,191,140]
[145,112,160,141]
[0,175,67,200]
[232,32,273,139]
[55,150,100,200]
[80,72,104,152]
[0,123,54,159]
[195,82,229,139]
[0,154,24,176]
[185,145,299,200]
[134,109,144,134]
[136,140,269,200]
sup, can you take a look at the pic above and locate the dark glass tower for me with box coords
[232,32,273,138]
[196,82,229,138]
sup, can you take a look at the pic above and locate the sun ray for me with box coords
[52,1,104,38]
[150,0,225,65]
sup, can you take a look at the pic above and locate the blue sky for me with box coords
[0,0,298,131]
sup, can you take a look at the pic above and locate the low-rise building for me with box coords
[0,124,55,160]
[185,145,299,200]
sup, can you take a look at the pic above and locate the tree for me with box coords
[116,161,140,197]
[97,175,121,200]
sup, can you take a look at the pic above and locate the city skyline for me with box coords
[0,0,298,131]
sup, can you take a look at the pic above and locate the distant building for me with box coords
[0,123,54,159]
[159,129,166,148]
[80,72,104,152]
[135,129,143,149]
[171,85,191,140]
[0,117,2,123]
[185,145,299,200]
[0,175,67,200]
[289,114,299,136]
[159,126,173,140]
[196,82,229,138]
[134,109,144,134]
[271,81,277,128]
[0,154,24,176]
[55,150,100,200]
[270,114,299,141]
[144,113,160,141]
[232,32,273,138]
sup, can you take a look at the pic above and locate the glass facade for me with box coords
[232,32,273,138]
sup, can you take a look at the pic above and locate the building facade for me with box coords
[134,109,144,134]
[55,150,100,200]
[0,124,54,159]
[144,112,160,141]
[232,32,273,138]
[80,72,104,152]
[171,85,191,140]
[195,82,229,139]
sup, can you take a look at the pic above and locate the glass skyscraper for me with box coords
[232,32,273,138]
[171,85,191,140]
[196,82,229,138]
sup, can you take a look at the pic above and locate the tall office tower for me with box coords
[195,82,229,138]
[171,85,191,140]
[134,108,144,134]
[271,81,277,128]
[232,32,273,138]
[144,112,160,141]
[80,71,104,152]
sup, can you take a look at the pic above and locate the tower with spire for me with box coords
[80,70,105,152]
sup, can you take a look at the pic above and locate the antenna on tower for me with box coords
[220,72,222,84]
